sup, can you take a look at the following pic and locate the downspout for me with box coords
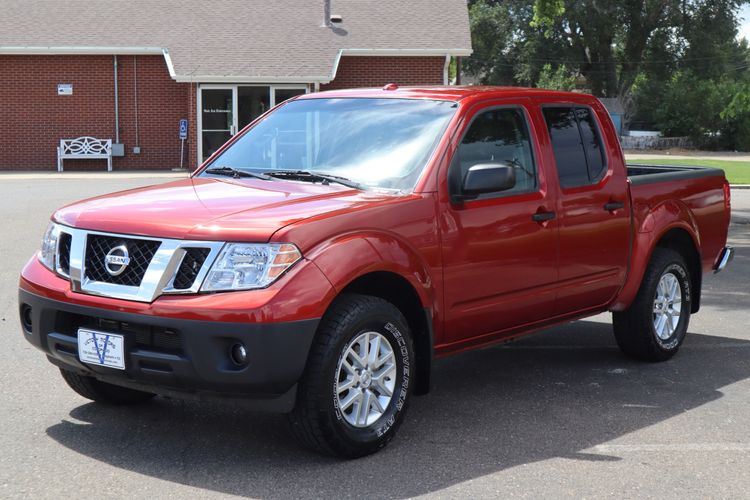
[133,55,140,149]
[113,55,120,144]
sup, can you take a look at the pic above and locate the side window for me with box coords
[450,108,537,197]
[543,106,607,189]
[576,108,606,181]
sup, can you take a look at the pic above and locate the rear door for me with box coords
[439,100,559,344]
[539,102,630,314]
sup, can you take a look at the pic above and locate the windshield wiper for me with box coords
[263,170,365,190]
[204,166,272,180]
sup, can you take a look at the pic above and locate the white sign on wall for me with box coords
[57,84,73,96]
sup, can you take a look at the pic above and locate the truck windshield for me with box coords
[201,98,457,192]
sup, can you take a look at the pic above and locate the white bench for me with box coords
[57,137,113,172]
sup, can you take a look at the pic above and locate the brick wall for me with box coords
[0,55,194,170]
[321,56,446,91]
[0,54,446,170]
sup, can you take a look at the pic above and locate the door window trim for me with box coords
[540,103,609,189]
[447,104,541,203]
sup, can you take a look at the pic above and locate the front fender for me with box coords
[611,199,700,311]
[306,230,437,309]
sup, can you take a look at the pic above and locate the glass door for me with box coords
[200,87,235,161]
[237,86,271,130]
[199,85,310,163]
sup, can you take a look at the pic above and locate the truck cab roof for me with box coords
[297,85,596,103]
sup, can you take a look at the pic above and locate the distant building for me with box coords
[598,98,625,136]
[0,0,472,170]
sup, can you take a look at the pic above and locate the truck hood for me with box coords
[54,177,393,242]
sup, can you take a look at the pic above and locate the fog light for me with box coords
[230,343,248,366]
[21,305,33,333]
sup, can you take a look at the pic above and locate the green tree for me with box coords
[468,0,745,99]
[535,63,577,91]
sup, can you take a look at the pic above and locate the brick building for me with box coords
[0,0,471,171]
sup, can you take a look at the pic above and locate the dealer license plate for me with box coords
[77,328,126,370]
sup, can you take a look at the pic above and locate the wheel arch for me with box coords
[336,271,433,395]
[298,268,435,395]
[613,197,703,312]
[652,227,702,313]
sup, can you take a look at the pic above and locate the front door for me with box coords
[200,87,234,161]
[200,85,308,162]
[440,102,560,345]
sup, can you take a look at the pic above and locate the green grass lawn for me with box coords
[628,158,750,184]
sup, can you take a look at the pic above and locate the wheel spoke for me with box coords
[367,334,381,367]
[349,347,367,370]
[357,390,372,426]
[370,393,386,413]
[373,350,394,370]
[664,311,673,336]
[372,365,395,397]
[341,359,356,376]
[339,389,361,411]
[668,276,679,300]
[654,314,667,338]
[337,376,356,394]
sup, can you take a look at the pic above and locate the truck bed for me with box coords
[626,163,730,276]
[626,164,725,185]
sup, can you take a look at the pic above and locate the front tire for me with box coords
[59,368,156,405]
[288,294,414,458]
[613,248,692,361]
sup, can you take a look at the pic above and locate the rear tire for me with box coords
[59,368,156,405]
[613,248,692,361]
[288,294,414,458]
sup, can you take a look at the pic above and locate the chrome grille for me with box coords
[58,232,72,276]
[84,235,161,286]
[172,248,211,290]
[54,226,224,302]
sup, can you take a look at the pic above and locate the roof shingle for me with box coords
[0,0,472,82]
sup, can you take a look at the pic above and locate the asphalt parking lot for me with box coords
[0,176,748,499]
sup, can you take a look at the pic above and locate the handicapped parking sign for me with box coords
[179,119,188,139]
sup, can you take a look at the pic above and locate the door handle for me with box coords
[532,211,556,222]
[604,201,625,211]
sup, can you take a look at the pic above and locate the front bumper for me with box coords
[19,288,319,411]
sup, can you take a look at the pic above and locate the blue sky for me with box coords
[740,5,750,40]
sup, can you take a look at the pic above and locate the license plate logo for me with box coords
[77,329,125,370]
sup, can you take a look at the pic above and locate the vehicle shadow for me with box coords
[45,320,750,498]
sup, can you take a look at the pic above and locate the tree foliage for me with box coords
[464,0,750,149]
[536,64,576,91]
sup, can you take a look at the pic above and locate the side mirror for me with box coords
[454,162,516,202]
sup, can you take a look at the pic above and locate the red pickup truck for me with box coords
[19,86,733,458]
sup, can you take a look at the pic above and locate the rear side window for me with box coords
[450,107,537,197]
[543,106,607,188]
[576,108,606,181]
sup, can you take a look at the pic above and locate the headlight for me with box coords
[39,222,61,272]
[201,243,302,291]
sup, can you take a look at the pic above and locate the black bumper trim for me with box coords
[19,289,319,410]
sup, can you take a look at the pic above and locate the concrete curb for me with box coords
[730,185,750,190]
